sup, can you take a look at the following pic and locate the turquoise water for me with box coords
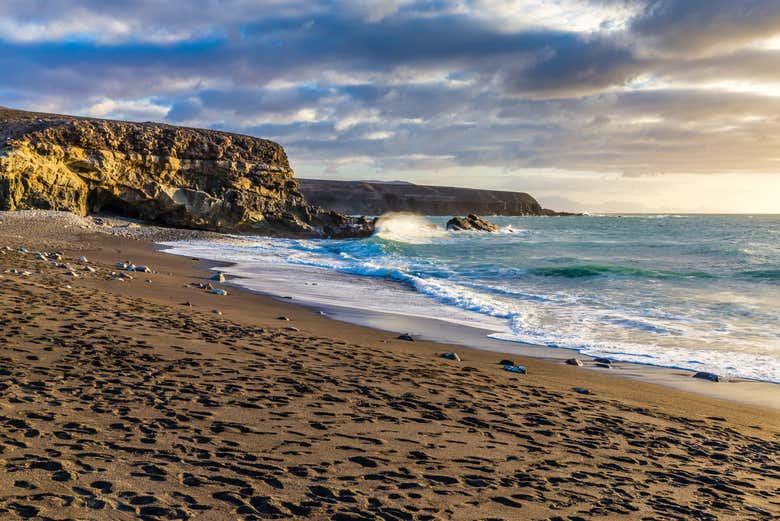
[163,214,780,382]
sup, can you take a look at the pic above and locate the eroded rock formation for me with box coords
[0,107,372,237]
[446,214,500,232]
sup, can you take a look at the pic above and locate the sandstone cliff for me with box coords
[299,179,569,216]
[0,107,372,237]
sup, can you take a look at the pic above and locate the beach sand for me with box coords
[0,212,778,520]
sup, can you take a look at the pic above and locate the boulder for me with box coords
[446,214,499,232]
[0,107,374,238]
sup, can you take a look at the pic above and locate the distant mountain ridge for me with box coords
[299,179,571,216]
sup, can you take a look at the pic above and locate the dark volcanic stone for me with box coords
[693,371,721,382]
[446,214,500,232]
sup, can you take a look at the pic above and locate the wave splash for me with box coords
[373,213,447,244]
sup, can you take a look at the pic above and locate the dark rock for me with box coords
[565,358,583,366]
[397,333,415,342]
[693,371,721,382]
[499,359,514,366]
[0,107,374,238]
[572,387,590,395]
[593,357,612,364]
[441,352,461,361]
[446,214,499,232]
[595,363,612,369]
[503,365,527,374]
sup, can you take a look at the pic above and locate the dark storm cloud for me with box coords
[1,0,780,177]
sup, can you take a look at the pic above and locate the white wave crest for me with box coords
[373,213,447,243]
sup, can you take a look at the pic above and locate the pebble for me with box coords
[441,352,461,361]
[503,365,527,375]
[693,371,721,382]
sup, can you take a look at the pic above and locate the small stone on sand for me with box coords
[693,371,721,382]
[504,365,527,374]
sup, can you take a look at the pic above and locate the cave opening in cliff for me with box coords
[87,189,144,220]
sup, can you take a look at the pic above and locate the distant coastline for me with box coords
[299,178,577,216]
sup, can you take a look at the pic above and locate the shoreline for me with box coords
[160,245,780,411]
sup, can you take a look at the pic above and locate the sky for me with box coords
[1,0,779,213]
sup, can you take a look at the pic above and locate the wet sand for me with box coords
[1,212,779,520]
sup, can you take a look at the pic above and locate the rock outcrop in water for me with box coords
[299,179,574,216]
[0,107,373,237]
[446,214,500,232]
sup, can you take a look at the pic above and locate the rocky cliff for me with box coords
[0,107,372,237]
[299,179,567,216]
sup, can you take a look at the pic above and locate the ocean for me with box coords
[161,214,780,383]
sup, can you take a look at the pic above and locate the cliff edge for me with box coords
[0,107,372,237]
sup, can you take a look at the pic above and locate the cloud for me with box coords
[630,0,780,55]
[1,0,780,197]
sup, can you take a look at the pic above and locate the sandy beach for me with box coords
[1,212,778,520]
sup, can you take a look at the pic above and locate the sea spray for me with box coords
[373,213,447,244]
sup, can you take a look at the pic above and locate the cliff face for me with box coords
[0,107,372,237]
[299,179,556,216]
